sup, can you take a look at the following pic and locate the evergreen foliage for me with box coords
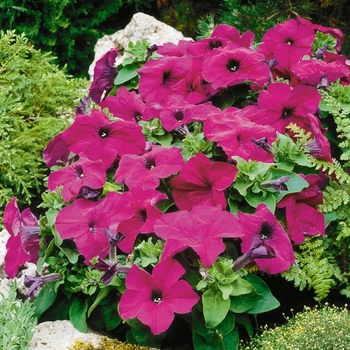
[241,304,350,349]
[215,0,350,55]
[0,0,154,77]
[0,282,37,350]
[0,30,88,220]
[281,235,339,302]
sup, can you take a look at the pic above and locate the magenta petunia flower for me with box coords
[116,188,168,253]
[89,48,119,104]
[201,45,270,90]
[138,55,192,103]
[157,39,194,57]
[256,82,321,133]
[169,57,218,104]
[144,95,219,132]
[48,155,106,202]
[305,113,332,163]
[154,205,242,268]
[277,174,325,244]
[170,152,237,210]
[258,19,315,60]
[119,258,200,335]
[211,24,254,48]
[99,86,146,123]
[115,144,184,190]
[296,16,344,52]
[291,58,349,88]
[43,132,70,168]
[204,106,276,162]
[238,203,295,274]
[55,192,133,263]
[62,109,146,168]
[3,197,40,278]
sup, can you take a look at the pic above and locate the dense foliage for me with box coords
[0,0,154,77]
[0,30,88,219]
[2,15,350,350]
[0,282,37,350]
[242,304,350,349]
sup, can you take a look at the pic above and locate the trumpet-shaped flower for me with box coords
[256,82,321,133]
[277,174,325,244]
[48,155,106,202]
[89,48,119,103]
[170,152,237,210]
[259,19,315,60]
[119,258,200,335]
[55,192,133,263]
[238,204,295,274]
[201,45,270,90]
[3,197,40,278]
[99,86,146,123]
[204,106,276,162]
[62,109,145,168]
[154,205,242,268]
[24,273,61,299]
[43,132,70,168]
[115,144,184,190]
[138,55,192,103]
[117,188,168,253]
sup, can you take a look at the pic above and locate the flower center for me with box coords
[151,289,163,304]
[173,109,184,121]
[209,39,222,50]
[89,222,97,234]
[227,59,240,72]
[144,157,156,170]
[133,111,142,122]
[74,165,84,179]
[99,127,110,139]
[285,38,294,45]
[259,221,274,240]
[163,71,171,84]
[281,107,294,119]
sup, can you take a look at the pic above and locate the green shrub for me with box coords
[0,30,88,219]
[241,304,350,349]
[0,282,37,350]
[216,0,350,56]
[0,0,154,77]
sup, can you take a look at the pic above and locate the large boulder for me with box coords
[88,12,192,79]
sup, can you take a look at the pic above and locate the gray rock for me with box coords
[29,320,104,350]
[88,12,192,79]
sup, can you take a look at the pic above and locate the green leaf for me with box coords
[215,310,236,336]
[245,274,280,314]
[202,289,230,328]
[58,245,79,264]
[46,209,59,227]
[222,326,239,350]
[88,286,112,317]
[230,287,260,313]
[230,276,253,296]
[69,298,88,333]
[114,63,140,85]
[245,191,276,212]
[101,303,122,331]
[33,282,58,319]
[192,307,225,350]
[235,313,254,338]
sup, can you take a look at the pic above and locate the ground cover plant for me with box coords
[241,304,350,349]
[0,282,37,349]
[2,16,350,349]
[0,30,88,220]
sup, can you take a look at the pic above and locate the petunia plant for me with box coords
[3,17,350,349]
